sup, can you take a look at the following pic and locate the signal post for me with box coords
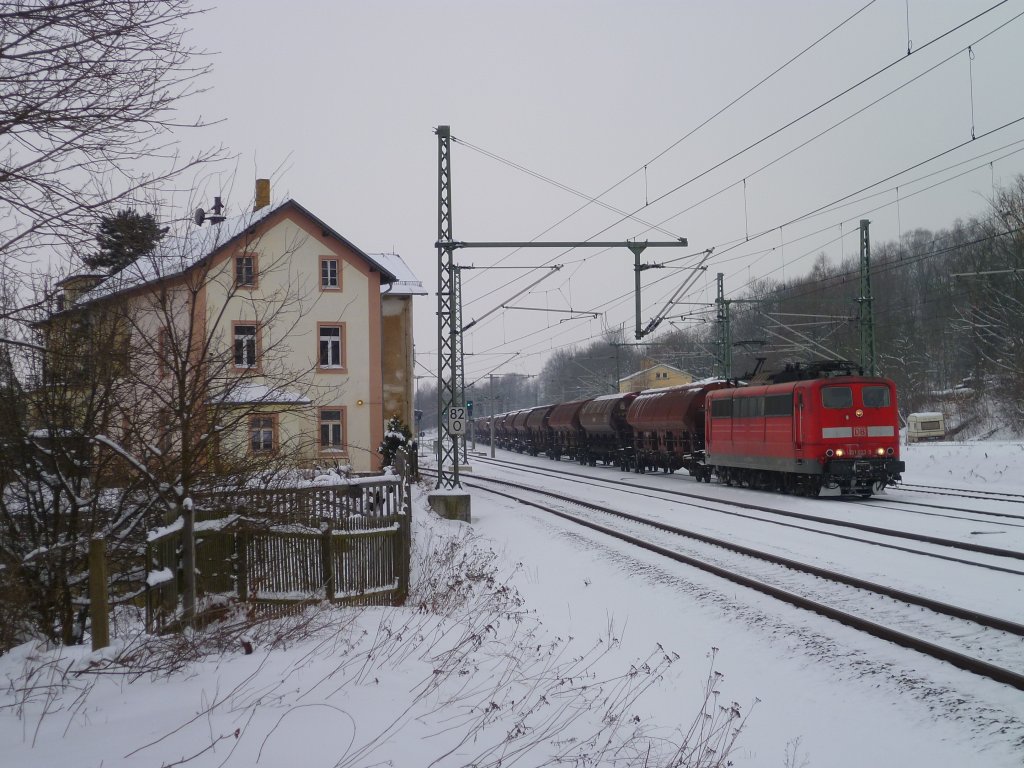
[428,404,472,522]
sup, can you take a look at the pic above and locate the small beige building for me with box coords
[50,190,422,474]
[618,361,693,393]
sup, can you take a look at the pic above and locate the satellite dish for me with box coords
[194,208,206,226]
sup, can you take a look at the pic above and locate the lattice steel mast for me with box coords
[435,126,462,489]
[858,219,876,376]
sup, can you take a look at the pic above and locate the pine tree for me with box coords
[378,415,412,467]
[84,209,165,274]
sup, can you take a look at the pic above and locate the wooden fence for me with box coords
[145,460,413,633]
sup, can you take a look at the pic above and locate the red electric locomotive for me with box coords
[704,364,905,497]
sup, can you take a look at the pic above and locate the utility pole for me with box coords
[435,125,462,489]
[715,273,732,379]
[858,219,876,376]
[456,266,467,465]
[610,341,655,393]
[489,373,497,458]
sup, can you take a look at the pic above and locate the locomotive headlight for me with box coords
[876,447,885,456]
[835,448,845,457]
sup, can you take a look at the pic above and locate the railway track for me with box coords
[469,454,1024,566]
[424,465,1024,691]
[895,481,1024,504]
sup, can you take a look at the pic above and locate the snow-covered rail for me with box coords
[427,465,1024,691]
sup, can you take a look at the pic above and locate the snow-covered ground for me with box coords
[1,440,1022,767]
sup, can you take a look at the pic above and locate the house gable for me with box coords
[51,197,414,473]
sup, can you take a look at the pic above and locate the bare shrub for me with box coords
[3,508,753,767]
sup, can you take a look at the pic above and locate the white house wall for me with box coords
[202,209,385,471]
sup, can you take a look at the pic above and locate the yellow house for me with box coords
[618,361,693,393]
[50,190,422,474]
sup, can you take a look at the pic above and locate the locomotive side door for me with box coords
[794,391,804,451]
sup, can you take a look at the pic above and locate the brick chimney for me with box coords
[254,178,270,211]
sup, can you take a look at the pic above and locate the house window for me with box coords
[319,408,344,451]
[250,415,276,453]
[235,253,257,288]
[320,257,340,290]
[318,324,344,370]
[234,324,258,368]
[157,409,172,455]
[158,327,170,379]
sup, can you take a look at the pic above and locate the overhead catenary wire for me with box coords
[453,1,879,288]
[431,3,1022,379]
[457,134,1024,362]
[453,1,1022,343]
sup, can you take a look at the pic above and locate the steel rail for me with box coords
[443,470,1024,691]
[472,455,1024,561]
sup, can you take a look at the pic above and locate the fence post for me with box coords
[321,528,335,601]
[400,506,411,603]
[237,531,249,602]
[89,536,109,651]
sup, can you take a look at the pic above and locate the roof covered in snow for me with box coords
[208,382,312,405]
[373,252,427,296]
[69,200,409,307]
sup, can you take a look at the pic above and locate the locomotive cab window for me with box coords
[710,398,732,418]
[862,386,891,408]
[821,386,853,408]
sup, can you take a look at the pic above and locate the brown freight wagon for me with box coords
[578,392,639,468]
[546,399,590,461]
[524,405,556,456]
[626,381,731,476]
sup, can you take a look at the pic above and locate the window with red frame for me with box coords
[234,324,257,368]
[235,254,256,287]
[318,325,343,368]
[250,415,275,453]
[320,257,339,289]
[319,408,344,450]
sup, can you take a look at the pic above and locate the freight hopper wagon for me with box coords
[577,392,638,468]
[704,375,905,497]
[547,399,588,461]
[524,405,556,456]
[626,380,732,477]
[509,409,533,453]
[492,411,518,451]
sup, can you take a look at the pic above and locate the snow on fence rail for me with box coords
[145,463,413,633]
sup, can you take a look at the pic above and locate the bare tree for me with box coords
[82,212,335,622]
[0,0,223,277]
[0,286,146,646]
[0,205,345,643]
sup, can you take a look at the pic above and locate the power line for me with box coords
[435,4,1022,377]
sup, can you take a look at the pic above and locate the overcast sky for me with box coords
[174,0,1024,385]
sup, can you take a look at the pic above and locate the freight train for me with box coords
[478,360,905,497]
